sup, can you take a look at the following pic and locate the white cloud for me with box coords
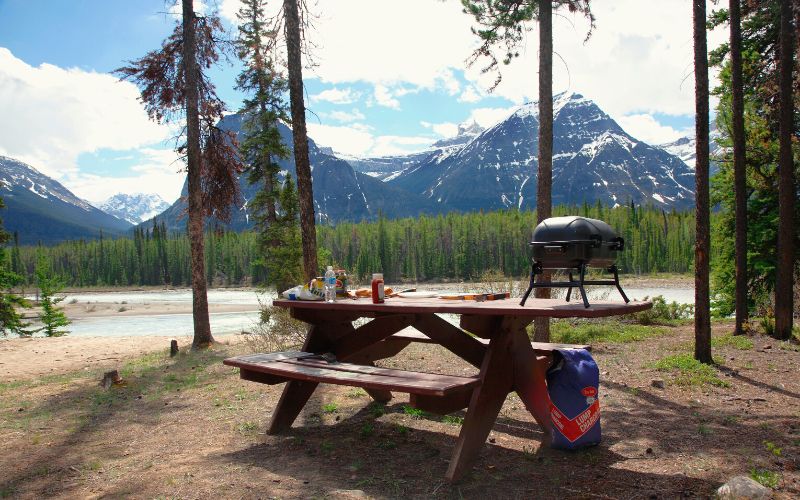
[467,106,517,129]
[458,86,483,103]
[220,0,723,125]
[0,48,171,183]
[372,84,400,109]
[311,87,360,105]
[421,121,459,138]
[616,113,691,145]
[62,148,185,204]
[308,123,431,157]
[325,109,366,123]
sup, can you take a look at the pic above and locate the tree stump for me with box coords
[100,370,122,389]
[170,339,179,357]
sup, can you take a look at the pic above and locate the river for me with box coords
[21,283,693,339]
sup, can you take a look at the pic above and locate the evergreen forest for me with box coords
[8,204,700,288]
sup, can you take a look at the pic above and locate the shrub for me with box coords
[243,301,307,352]
[628,295,694,325]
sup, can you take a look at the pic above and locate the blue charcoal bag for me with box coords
[546,348,601,450]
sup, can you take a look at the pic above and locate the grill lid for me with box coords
[531,216,619,245]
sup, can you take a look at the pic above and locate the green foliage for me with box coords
[235,0,301,293]
[401,405,427,419]
[321,402,338,414]
[34,254,70,337]
[749,468,780,489]
[711,334,754,350]
[18,206,700,287]
[0,198,31,337]
[626,295,694,326]
[709,2,800,318]
[763,440,782,457]
[549,320,667,345]
[651,354,729,387]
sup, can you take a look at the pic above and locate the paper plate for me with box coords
[396,291,438,298]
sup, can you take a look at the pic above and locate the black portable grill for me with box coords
[519,216,630,308]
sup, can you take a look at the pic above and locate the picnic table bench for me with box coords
[224,296,650,481]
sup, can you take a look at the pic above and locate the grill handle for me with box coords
[543,245,566,254]
[609,237,625,251]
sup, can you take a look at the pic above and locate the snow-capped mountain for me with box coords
[99,193,171,225]
[151,115,444,232]
[0,155,132,244]
[387,93,696,210]
[657,124,723,171]
[341,122,485,182]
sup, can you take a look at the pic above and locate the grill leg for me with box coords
[578,263,590,308]
[519,266,536,306]
[519,262,541,306]
[609,265,630,303]
[566,271,574,302]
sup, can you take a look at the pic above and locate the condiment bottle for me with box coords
[371,273,385,304]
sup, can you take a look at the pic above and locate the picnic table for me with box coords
[224,296,651,481]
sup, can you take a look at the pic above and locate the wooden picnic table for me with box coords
[224,296,651,481]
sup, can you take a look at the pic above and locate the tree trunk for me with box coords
[693,0,712,363]
[775,0,795,340]
[533,0,553,342]
[183,0,214,349]
[283,0,318,281]
[730,0,748,335]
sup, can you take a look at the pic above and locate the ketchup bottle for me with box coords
[371,273,385,304]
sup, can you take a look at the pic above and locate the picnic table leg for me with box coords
[267,322,343,434]
[446,330,514,482]
[511,329,553,439]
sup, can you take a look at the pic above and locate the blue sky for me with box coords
[0,0,723,204]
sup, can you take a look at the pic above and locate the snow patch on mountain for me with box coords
[99,193,171,225]
[0,155,95,211]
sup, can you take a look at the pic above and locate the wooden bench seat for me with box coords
[387,329,590,353]
[223,351,480,397]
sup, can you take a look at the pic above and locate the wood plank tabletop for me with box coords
[273,297,652,318]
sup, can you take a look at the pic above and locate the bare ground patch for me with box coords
[0,321,798,499]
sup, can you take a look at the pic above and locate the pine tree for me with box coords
[235,0,293,292]
[263,175,303,293]
[0,198,30,337]
[35,254,69,337]
[116,0,244,349]
[694,0,712,363]
[774,0,795,339]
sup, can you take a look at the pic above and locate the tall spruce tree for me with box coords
[694,0,712,363]
[235,0,296,292]
[774,0,796,339]
[708,1,799,328]
[117,0,244,349]
[729,0,748,336]
[0,197,30,337]
[281,0,318,280]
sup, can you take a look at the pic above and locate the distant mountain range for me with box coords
[0,155,131,244]
[99,193,170,225]
[2,92,712,244]
[383,93,695,211]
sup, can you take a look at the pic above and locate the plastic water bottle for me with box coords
[324,266,336,303]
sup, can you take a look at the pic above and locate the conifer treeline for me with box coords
[11,206,698,287]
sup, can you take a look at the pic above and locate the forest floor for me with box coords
[1,318,799,499]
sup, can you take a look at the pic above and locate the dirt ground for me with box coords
[1,320,798,499]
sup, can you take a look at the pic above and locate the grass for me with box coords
[750,468,780,489]
[441,414,464,426]
[711,334,754,350]
[550,320,667,345]
[651,353,730,387]
[322,402,338,414]
[402,405,427,419]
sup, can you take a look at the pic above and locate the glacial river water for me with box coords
[25,284,694,338]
